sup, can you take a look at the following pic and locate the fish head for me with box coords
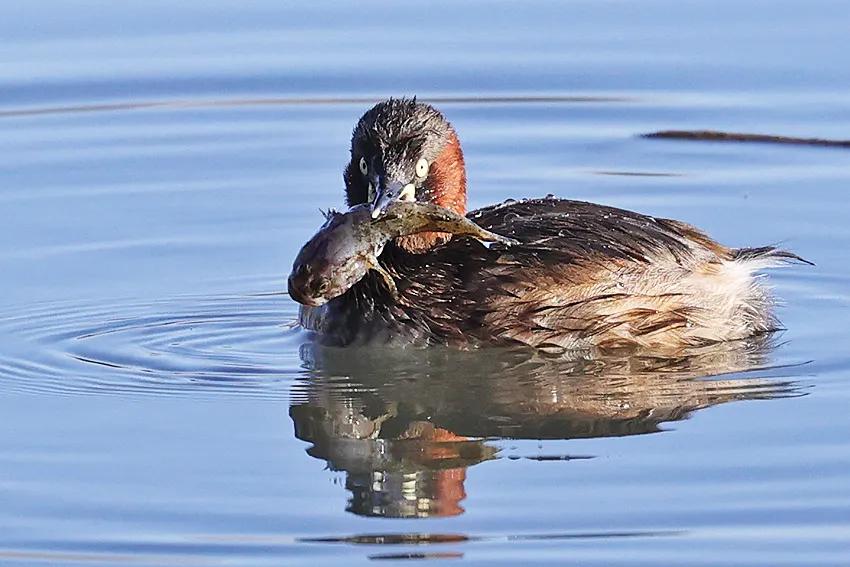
[288,207,384,306]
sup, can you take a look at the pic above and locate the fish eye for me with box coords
[415,158,429,178]
[315,277,330,295]
[359,157,368,176]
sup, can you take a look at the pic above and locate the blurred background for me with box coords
[1,1,849,565]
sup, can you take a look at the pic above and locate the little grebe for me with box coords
[289,98,807,350]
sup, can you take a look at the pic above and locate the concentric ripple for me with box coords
[0,292,308,399]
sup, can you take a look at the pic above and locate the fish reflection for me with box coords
[290,337,800,518]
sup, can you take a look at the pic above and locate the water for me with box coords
[2,1,849,565]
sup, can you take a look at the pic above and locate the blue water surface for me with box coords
[1,1,849,565]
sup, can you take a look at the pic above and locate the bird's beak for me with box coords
[370,180,417,219]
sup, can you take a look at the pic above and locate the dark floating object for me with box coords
[643,130,850,148]
[594,170,683,177]
[523,454,595,461]
[370,552,465,561]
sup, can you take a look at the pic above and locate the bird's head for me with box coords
[343,98,467,252]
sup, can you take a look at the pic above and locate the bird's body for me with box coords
[298,196,798,349]
[289,99,805,351]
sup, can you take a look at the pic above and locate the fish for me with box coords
[288,201,518,307]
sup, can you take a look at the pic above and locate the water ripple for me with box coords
[0,94,632,119]
[0,292,306,399]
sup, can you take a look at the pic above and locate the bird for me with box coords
[291,98,807,351]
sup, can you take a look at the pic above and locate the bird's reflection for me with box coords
[290,336,800,518]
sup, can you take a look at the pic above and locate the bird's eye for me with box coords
[415,158,429,178]
[359,157,368,176]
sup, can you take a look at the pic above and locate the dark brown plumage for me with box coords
[300,196,804,349]
[295,99,808,350]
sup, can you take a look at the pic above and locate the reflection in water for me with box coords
[291,337,801,518]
